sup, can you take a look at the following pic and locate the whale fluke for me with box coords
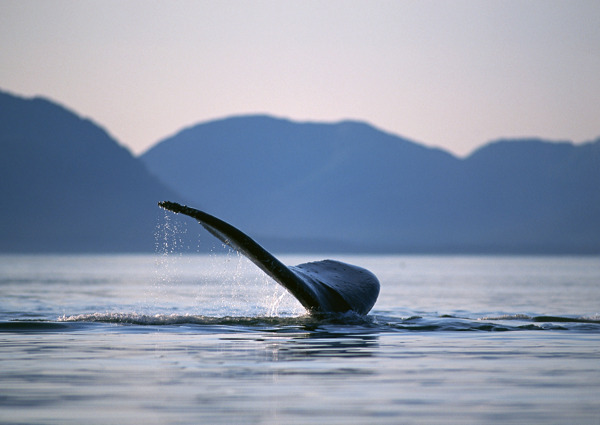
[158,201,380,315]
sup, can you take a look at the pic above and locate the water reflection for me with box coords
[270,333,378,361]
[221,329,379,362]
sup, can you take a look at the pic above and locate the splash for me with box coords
[149,213,305,318]
[55,310,378,330]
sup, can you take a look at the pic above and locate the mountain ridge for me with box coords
[141,115,600,253]
[1,89,598,253]
[0,90,183,252]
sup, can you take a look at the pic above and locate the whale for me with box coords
[158,201,380,315]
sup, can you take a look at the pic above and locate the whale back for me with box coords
[290,260,379,315]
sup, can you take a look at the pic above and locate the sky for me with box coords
[1,0,599,157]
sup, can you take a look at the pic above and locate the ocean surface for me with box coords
[1,252,599,424]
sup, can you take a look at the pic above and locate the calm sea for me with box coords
[1,253,599,424]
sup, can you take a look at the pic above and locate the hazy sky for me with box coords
[1,0,599,156]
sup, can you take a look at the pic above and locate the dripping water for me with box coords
[150,212,304,318]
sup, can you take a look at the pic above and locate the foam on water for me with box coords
[47,311,600,334]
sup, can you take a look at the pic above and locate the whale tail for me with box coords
[158,201,379,315]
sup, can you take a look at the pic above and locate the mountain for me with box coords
[459,139,600,252]
[141,115,600,253]
[0,90,181,252]
[2,90,597,254]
